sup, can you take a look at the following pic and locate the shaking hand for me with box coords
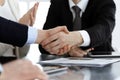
[41,26,83,55]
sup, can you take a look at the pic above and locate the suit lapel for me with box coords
[81,0,94,29]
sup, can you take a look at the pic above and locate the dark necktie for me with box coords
[72,6,82,30]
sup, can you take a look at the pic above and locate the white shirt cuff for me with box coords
[26,27,38,44]
[0,64,3,73]
[79,30,90,46]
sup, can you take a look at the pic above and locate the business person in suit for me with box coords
[0,0,39,58]
[0,16,68,80]
[0,16,68,47]
[39,0,116,56]
[0,16,47,80]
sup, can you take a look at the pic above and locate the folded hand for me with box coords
[19,2,39,26]
[1,59,48,80]
[69,46,94,57]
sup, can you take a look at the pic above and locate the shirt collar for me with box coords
[69,0,89,12]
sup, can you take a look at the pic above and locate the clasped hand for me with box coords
[40,26,83,55]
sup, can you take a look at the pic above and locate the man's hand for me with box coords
[41,30,83,55]
[19,2,39,26]
[0,59,48,80]
[35,26,69,44]
[69,46,94,57]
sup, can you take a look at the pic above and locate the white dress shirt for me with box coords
[26,27,38,44]
[0,64,3,74]
[69,0,90,46]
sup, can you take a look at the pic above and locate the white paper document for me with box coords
[39,57,120,67]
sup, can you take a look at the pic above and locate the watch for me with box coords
[0,64,3,75]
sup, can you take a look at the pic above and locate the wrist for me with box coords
[70,31,83,46]
[35,30,42,44]
[35,30,48,44]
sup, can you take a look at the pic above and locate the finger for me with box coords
[46,47,60,55]
[48,42,67,55]
[81,51,88,56]
[62,45,69,54]
[91,48,94,51]
[67,45,71,52]
[69,51,77,57]
[30,3,39,26]
[69,52,73,56]
[85,48,94,53]
[85,49,91,53]
[58,45,67,55]
[48,26,69,36]
[42,39,60,54]
[58,48,64,55]
[33,2,39,18]
[44,38,68,52]
[60,45,70,55]
[68,47,76,56]
[76,48,88,56]
[69,50,78,57]
[50,50,59,55]
[74,50,85,57]
[44,39,59,49]
[69,47,86,57]
[41,33,58,46]
[45,47,59,55]
[30,11,34,26]
[27,6,34,26]
[62,26,69,34]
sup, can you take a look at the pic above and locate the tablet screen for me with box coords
[88,51,120,58]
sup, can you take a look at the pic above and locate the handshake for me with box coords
[35,26,84,55]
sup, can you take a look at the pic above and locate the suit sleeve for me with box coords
[0,17,28,47]
[43,0,62,29]
[85,0,116,47]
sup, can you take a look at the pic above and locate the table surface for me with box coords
[40,54,120,80]
[49,62,120,80]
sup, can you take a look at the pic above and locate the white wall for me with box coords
[112,0,120,52]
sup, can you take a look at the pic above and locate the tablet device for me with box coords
[87,52,120,58]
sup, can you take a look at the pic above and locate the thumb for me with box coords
[48,26,69,36]
[86,48,94,53]
[61,26,69,34]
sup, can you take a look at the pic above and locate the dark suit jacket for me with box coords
[39,0,116,55]
[0,17,28,47]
